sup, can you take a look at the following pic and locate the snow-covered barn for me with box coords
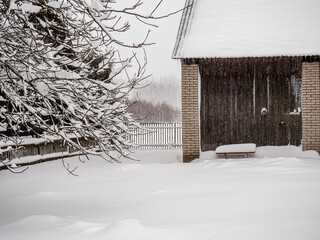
[172,0,320,162]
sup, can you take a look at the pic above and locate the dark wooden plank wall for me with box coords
[199,57,302,151]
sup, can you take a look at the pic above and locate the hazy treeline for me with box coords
[127,100,181,123]
[128,75,182,123]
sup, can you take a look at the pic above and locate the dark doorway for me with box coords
[199,57,302,151]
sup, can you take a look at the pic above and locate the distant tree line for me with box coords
[129,75,181,109]
[127,100,181,123]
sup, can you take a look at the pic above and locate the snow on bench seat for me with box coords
[216,143,256,158]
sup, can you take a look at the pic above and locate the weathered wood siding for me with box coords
[199,57,302,151]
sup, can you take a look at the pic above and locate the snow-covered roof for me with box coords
[172,0,320,59]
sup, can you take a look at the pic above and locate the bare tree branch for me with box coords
[0,0,185,171]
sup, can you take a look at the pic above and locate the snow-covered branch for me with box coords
[0,0,180,167]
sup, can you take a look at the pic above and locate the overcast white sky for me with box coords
[143,0,185,78]
[117,0,186,79]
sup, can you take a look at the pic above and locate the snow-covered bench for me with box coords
[216,143,256,158]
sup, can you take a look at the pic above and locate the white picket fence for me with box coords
[128,123,182,149]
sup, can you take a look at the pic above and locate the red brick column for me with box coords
[181,62,200,162]
[302,62,320,153]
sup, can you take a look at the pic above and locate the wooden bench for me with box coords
[216,143,256,159]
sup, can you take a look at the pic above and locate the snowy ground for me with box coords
[1,146,320,240]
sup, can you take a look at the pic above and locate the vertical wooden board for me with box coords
[243,59,250,142]
[204,59,214,149]
[282,57,290,145]
[277,57,288,145]
[248,58,255,143]
[229,59,236,144]
[285,58,294,144]
[271,58,280,145]
[255,58,265,146]
[264,58,270,145]
[210,59,218,148]
[266,58,272,145]
[243,59,249,143]
[217,60,224,146]
[227,59,232,143]
[210,60,217,148]
[277,58,285,145]
[234,59,240,143]
[264,58,271,146]
[283,57,291,144]
[260,58,271,146]
[253,58,259,145]
[200,59,213,150]
[20,144,39,157]
[200,60,206,149]
[249,58,256,143]
[39,142,53,155]
[268,58,276,145]
[217,59,225,147]
[214,59,222,148]
[237,58,244,143]
[241,58,251,143]
[224,60,231,145]
[296,58,302,145]
[289,57,302,146]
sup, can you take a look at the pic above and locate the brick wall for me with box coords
[302,62,320,153]
[181,62,200,162]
